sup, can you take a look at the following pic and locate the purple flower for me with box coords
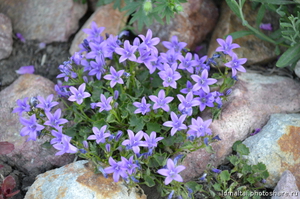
[187,117,212,137]
[143,131,164,148]
[87,126,111,144]
[160,49,181,65]
[139,29,160,54]
[103,66,125,88]
[180,81,193,94]
[71,52,83,65]
[178,52,197,73]
[177,92,200,116]
[260,23,272,31]
[52,134,78,155]
[104,157,128,182]
[212,135,221,141]
[36,94,59,112]
[191,70,217,93]
[224,53,247,77]
[158,63,181,89]
[106,34,120,59]
[157,158,186,185]
[86,41,108,60]
[136,50,158,74]
[122,130,147,154]
[194,54,209,74]
[149,89,174,112]
[15,65,34,75]
[121,156,138,175]
[96,94,113,112]
[194,90,215,111]
[168,190,175,199]
[212,168,222,174]
[133,97,151,115]
[115,130,123,141]
[50,126,63,144]
[89,56,106,80]
[68,83,91,105]
[16,33,26,43]
[20,114,45,141]
[115,40,138,63]
[216,35,240,56]
[55,80,70,98]
[162,35,187,53]
[57,61,77,82]
[163,112,187,136]
[12,97,31,115]
[83,22,105,41]
[250,128,261,136]
[44,109,68,129]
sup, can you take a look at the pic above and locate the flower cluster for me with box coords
[13,22,246,198]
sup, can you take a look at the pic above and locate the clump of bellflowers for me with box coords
[13,22,246,198]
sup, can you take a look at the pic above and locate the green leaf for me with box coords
[241,164,252,174]
[129,115,145,132]
[236,143,250,155]
[256,4,266,27]
[220,170,230,182]
[251,0,295,4]
[256,162,267,170]
[41,141,52,149]
[185,181,203,192]
[212,183,222,191]
[275,45,281,55]
[153,153,167,166]
[93,119,106,129]
[144,175,155,187]
[161,136,175,147]
[228,31,253,40]
[106,113,116,123]
[146,122,161,133]
[227,155,239,165]
[225,0,242,19]
[276,43,300,67]
[205,145,215,153]
[280,22,294,28]
[232,140,243,152]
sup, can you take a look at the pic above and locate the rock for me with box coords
[69,2,128,55]
[242,114,300,188]
[0,13,13,60]
[134,0,218,52]
[25,160,147,199]
[0,74,74,177]
[271,170,300,199]
[0,0,87,43]
[180,71,300,182]
[207,1,278,66]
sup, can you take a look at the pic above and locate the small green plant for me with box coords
[225,0,300,69]
[194,141,269,199]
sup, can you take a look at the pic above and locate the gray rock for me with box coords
[271,170,300,199]
[0,0,87,43]
[243,114,300,188]
[0,13,12,60]
[25,160,147,199]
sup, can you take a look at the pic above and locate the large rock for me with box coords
[0,74,74,177]
[0,13,12,60]
[134,0,218,52]
[243,114,300,188]
[0,0,87,43]
[69,2,128,55]
[180,71,300,181]
[25,160,147,199]
[207,1,278,65]
[272,170,300,199]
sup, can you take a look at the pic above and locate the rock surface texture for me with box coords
[0,0,87,43]
[0,74,74,177]
[180,72,300,182]
[25,160,147,199]
[0,13,12,60]
[69,2,128,55]
[243,114,300,188]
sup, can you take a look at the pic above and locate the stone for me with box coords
[271,170,300,199]
[0,13,13,60]
[134,0,218,52]
[25,160,147,199]
[180,71,300,182]
[69,2,128,55]
[242,114,300,188]
[207,1,279,66]
[0,74,74,177]
[0,0,87,43]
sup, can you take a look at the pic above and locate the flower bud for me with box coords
[175,4,183,12]
[105,144,111,152]
[143,0,152,15]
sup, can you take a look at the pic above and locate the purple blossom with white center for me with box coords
[44,109,68,129]
[194,54,209,74]
[178,52,198,73]
[137,50,158,74]
[83,21,105,41]
[216,35,240,56]
[122,130,147,154]
[54,80,70,98]
[143,131,164,148]
[12,97,31,115]
[194,89,215,111]
[89,56,106,80]
[149,89,173,112]
[177,92,200,116]
[157,158,186,185]
[96,94,113,112]
[188,117,212,137]
[191,69,217,93]
[162,35,187,53]
[224,53,247,77]
[68,83,91,105]
[71,52,83,65]
[87,126,111,144]
[36,94,59,112]
[105,34,120,59]
[103,66,125,88]
[50,126,63,144]
[115,40,138,63]
[104,157,128,182]
[139,29,160,55]
[163,112,187,136]
[158,63,181,89]
[260,23,272,31]
[121,156,138,175]
[52,134,78,155]
[20,114,44,141]
[180,81,193,94]
[160,49,181,65]
[16,65,34,75]
[133,97,151,115]
[57,61,77,82]
[85,41,108,60]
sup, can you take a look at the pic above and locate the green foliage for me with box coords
[226,0,300,69]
